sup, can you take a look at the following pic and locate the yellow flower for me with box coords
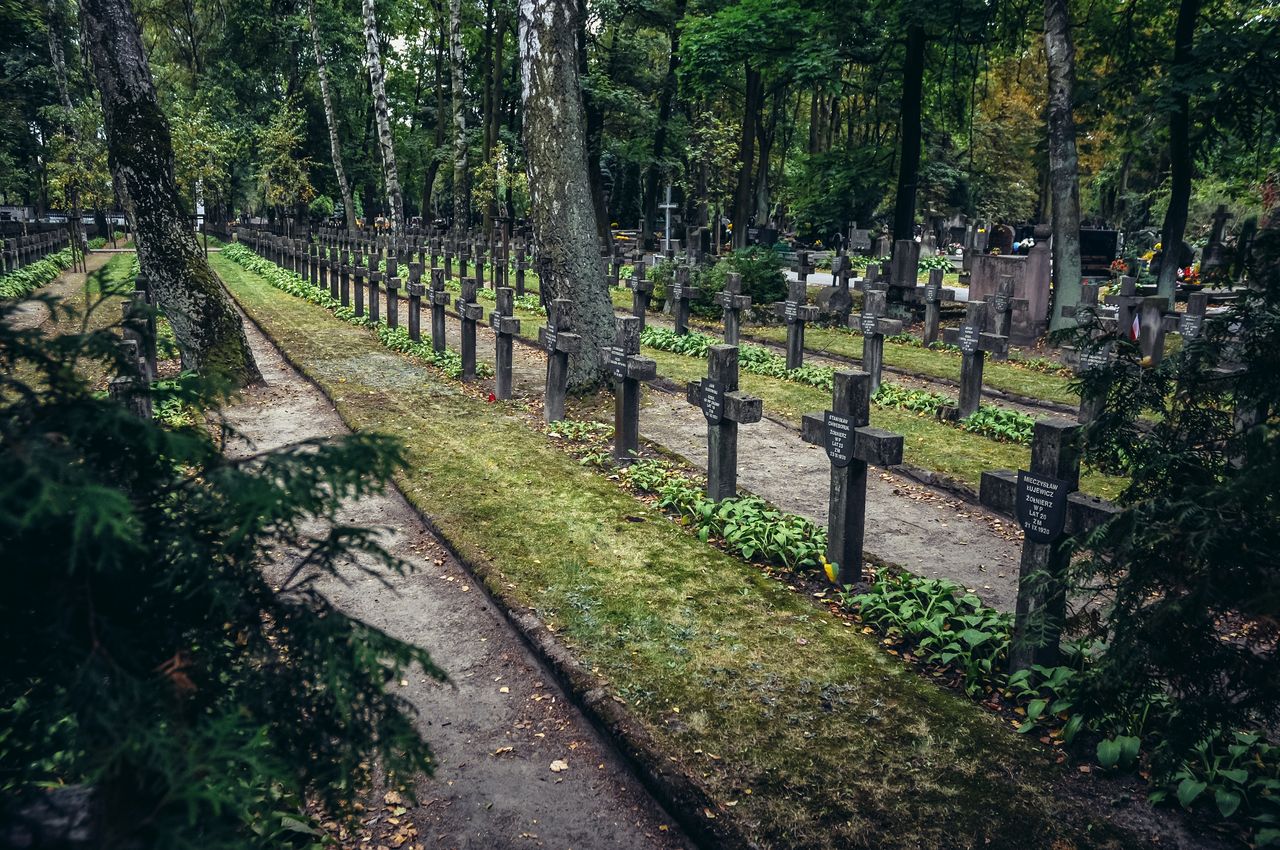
[822,556,838,584]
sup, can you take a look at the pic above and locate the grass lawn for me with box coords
[212,252,1142,849]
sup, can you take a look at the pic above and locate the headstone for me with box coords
[772,276,819,369]
[456,278,484,381]
[684,345,763,501]
[539,298,582,422]
[847,225,872,254]
[853,287,903,393]
[920,268,958,346]
[309,242,319,288]
[800,370,904,584]
[366,253,381,324]
[815,254,854,318]
[514,248,527,296]
[942,301,1010,418]
[979,419,1118,671]
[988,224,1015,256]
[1060,283,1111,423]
[429,267,451,353]
[490,287,521,399]
[627,251,654,329]
[669,265,702,336]
[385,256,401,330]
[339,248,352,307]
[600,315,657,462]
[717,272,752,345]
[352,251,366,316]
[406,263,424,342]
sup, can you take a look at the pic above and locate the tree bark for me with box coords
[731,65,761,249]
[361,0,404,229]
[449,0,470,232]
[892,23,925,244]
[308,0,357,231]
[518,0,614,388]
[79,0,260,385]
[46,0,87,267]
[1156,0,1202,299]
[577,2,608,243]
[1045,0,1084,331]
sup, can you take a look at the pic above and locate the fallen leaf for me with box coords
[549,759,569,773]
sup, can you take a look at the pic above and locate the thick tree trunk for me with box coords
[1156,0,1202,299]
[518,0,614,388]
[731,65,761,249]
[892,23,925,244]
[361,0,404,230]
[1045,0,1084,331]
[308,0,357,231]
[79,0,260,385]
[578,3,609,243]
[449,0,470,232]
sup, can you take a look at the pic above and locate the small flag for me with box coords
[1130,314,1140,341]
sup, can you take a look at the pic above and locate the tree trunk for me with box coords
[731,65,761,249]
[577,2,608,243]
[1156,0,1202,299]
[46,0,86,266]
[1045,0,1084,331]
[642,0,684,247]
[79,0,260,385]
[449,0,470,232]
[892,23,925,244]
[518,0,614,388]
[308,0,356,231]
[361,0,404,230]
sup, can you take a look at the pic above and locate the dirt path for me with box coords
[369,292,1024,610]
[6,250,116,331]
[222,313,690,850]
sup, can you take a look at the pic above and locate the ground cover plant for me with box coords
[211,251,1152,849]
[0,248,74,299]
[0,288,440,848]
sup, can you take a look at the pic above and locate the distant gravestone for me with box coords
[718,272,752,345]
[627,250,654,329]
[943,301,1010,418]
[456,278,484,381]
[429,267,451,353]
[988,224,1015,256]
[384,256,401,330]
[406,263,425,342]
[669,265,702,336]
[920,268,957,347]
[853,287,903,393]
[772,275,819,370]
[490,287,521,399]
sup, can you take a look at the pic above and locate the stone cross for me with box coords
[384,256,401,330]
[308,242,319,288]
[801,370,904,584]
[514,248,527,296]
[600,315,657,462]
[109,339,152,419]
[351,251,366,317]
[773,276,819,369]
[338,248,351,307]
[853,287,903,394]
[1103,276,1143,339]
[1200,204,1234,275]
[429,267,451,353]
[979,418,1117,671]
[495,244,508,289]
[669,265,701,335]
[627,251,654,330]
[920,267,958,346]
[406,263,424,342]
[456,278,484,381]
[122,276,157,381]
[490,287,521,400]
[430,235,440,270]
[818,253,854,320]
[365,253,381,324]
[539,298,582,422]
[858,262,881,293]
[443,239,454,282]
[685,345,763,501]
[321,246,333,298]
[942,301,1009,418]
[474,241,487,289]
[1062,283,1111,423]
[791,249,815,286]
[608,249,623,288]
[718,272,752,345]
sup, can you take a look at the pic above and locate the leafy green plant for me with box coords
[0,247,74,299]
[959,406,1035,444]
[918,254,954,272]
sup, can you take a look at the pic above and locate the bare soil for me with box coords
[221,312,690,850]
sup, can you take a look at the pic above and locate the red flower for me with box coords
[487,392,496,403]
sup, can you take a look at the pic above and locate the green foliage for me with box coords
[0,248,74,300]
[958,406,1035,445]
[255,97,314,214]
[917,254,954,272]
[620,459,825,572]
[788,149,889,242]
[0,291,440,848]
[308,194,335,219]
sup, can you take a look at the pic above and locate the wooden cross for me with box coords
[791,249,815,284]
[489,287,521,400]
[853,287,903,394]
[600,315,657,462]
[670,265,702,336]
[308,242,319,288]
[801,370,904,584]
[979,418,1118,671]
[685,345,763,501]
[456,278,484,381]
[943,301,1009,418]
[920,268,958,346]
[474,240,487,289]
[514,248,527,296]
[429,267,451,354]
[406,263,424,342]
[443,240,454,282]
[495,243,509,289]
[718,272,752,345]
[772,276,819,369]
[627,250,654,330]
[384,255,401,330]
[539,298,582,422]
[430,235,441,270]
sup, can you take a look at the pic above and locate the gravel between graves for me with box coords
[220,312,691,849]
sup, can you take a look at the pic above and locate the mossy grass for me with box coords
[212,254,1142,849]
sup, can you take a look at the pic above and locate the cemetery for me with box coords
[1,0,1277,848]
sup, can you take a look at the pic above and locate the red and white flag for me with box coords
[1130,313,1140,341]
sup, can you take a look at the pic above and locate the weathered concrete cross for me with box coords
[539,298,582,422]
[919,268,958,346]
[601,315,657,462]
[456,278,484,381]
[384,255,401,330]
[685,345,763,501]
[351,251,366,317]
[718,272,752,345]
[943,301,1009,418]
[627,250,654,330]
[406,263,425,342]
[429,267,451,353]
[669,265,701,336]
[801,370,904,584]
[853,287,903,394]
[490,287,521,400]
[365,252,382,323]
[773,275,820,369]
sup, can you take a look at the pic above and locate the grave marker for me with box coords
[772,276,819,369]
[920,268,958,346]
[406,263,424,342]
[429,267,451,353]
[385,256,401,329]
[853,288,903,393]
[943,301,1009,418]
[338,248,351,306]
[366,253,381,323]
[669,265,701,335]
[456,278,484,381]
[801,370,904,584]
[539,298,582,422]
[718,272,752,345]
[600,315,657,462]
[627,251,654,330]
[685,346,763,501]
[490,287,521,399]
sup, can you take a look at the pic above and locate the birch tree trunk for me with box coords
[78,0,260,385]
[1045,0,1084,331]
[361,0,404,230]
[308,0,356,231]
[518,0,613,388]
[449,0,470,232]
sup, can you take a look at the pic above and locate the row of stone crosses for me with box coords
[223,224,1134,672]
[2,228,71,275]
